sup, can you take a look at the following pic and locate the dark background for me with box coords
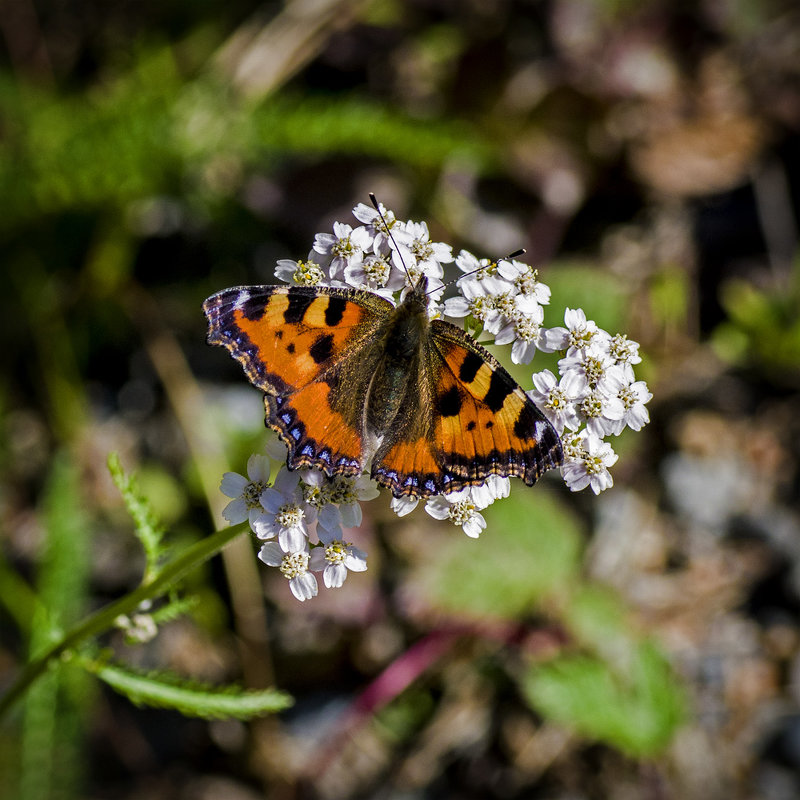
[2,1,800,798]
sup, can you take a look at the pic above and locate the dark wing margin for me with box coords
[202,284,391,477]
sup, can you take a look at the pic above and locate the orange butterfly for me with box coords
[203,275,563,498]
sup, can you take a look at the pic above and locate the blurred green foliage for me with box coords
[712,260,800,376]
[421,487,685,754]
[6,0,797,794]
[422,488,582,619]
[18,455,92,800]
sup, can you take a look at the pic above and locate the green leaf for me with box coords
[521,640,686,757]
[149,593,200,626]
[562,583,631,657]
[545,261,632,334]
[20,453,93,800]
[87,661,293,720]
[420,488,582,619]
[107,453,166,581]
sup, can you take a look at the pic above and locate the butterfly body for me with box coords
[203,278,563,498]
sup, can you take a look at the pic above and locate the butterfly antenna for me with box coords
[369,193,412,284]
[437,248,527,295]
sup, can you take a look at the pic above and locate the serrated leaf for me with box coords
[107,453,166,580]
[89,662,293,720]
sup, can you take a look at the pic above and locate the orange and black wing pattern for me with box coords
[203,285,392,477]
[371,319,563,497]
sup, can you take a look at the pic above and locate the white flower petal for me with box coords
[246,454,271,483]
[257,542,284,567]
[220,472,248,499]
[265,438,289,461]
[323,563,347,589]
[309,548,328,571]
[279,526,307,553]
[339,501,362,529]
[290,573,318,601]
[462,513,486,538]
[317,504,342,536]
[424,497,451,521]
[390,495,418,517]
[222,497,248,524]
[249,509,276,539]
[343,548,368,572]
[260,487,285,513]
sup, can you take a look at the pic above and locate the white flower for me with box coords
[425,488,489,538]
[258,468,315,551]
[220,454,274,536]
[313,222,373,279]
[298,471,379,533]
[258,542,318,601]
[561,432,618,494]
[493,305,546,365]
[275,252,326,286]
[602,364,652,434]
[396,254,446,300]
[403,220,453,273]
[352,201,410,254]
[528,369,585,433]
[512,263,551,306]
[542,308,605,353]
[490,285,542,322]
[343,252,405,298]
[608,333,642,366]
[115,612,158,643]
[323,474,381,528]
[454,249,515,299]
[442,279,498,327]
[578,387,626,437]
[309,527,368,588]
[557,342,616,391]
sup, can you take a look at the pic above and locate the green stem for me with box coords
[0,522,249,720]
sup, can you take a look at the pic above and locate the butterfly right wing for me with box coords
[203,285,392,476]
[371,317,563,497]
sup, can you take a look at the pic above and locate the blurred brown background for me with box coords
[1,1,800,798]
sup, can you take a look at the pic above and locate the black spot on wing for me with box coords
[483,371,513,412]
[437,386,462,418]
[284,292,315,324]
[234,289,275,322]
[325,295,347,326]
[513,405,538,439]
[309,333,334,364]
[458,351,483,384]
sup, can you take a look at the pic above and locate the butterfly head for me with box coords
[399,273,432,314]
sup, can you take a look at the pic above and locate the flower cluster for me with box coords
[218,202,651,600]
[221,451,371,601]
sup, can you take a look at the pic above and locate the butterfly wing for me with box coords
[203,285,393,476]
[371,319,563,497]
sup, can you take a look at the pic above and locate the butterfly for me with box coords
[203,276,563,498]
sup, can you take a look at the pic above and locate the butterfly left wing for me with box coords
[372,319,563,497]
[203,285,392,477]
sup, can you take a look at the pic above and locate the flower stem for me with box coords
[0,522,249,720]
